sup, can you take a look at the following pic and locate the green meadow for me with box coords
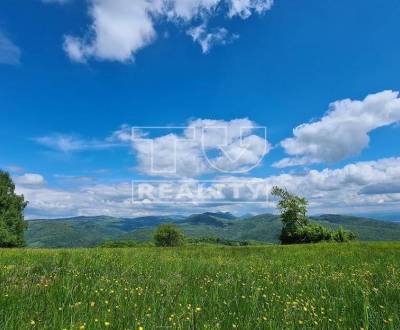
[1,242,399,330]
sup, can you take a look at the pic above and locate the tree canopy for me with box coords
[154,223,184,247]
[271,186,356,244]
[0,171,27,247]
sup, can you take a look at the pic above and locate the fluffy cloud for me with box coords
[267,158,400,213]
[14,173,45,186]
[33,119,270,177]
[122,118,271,177]
[274,91,400,168]
[0,32,21,65]
[62,0,274,62]
[17,158,400,218]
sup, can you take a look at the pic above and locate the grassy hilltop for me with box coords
[1,242,399,329]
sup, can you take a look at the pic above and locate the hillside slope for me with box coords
[26,213,400,247]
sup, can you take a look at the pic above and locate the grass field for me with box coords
[0,243,399,329]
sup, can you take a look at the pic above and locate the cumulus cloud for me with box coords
[116,118,271,177]
[0,32,21,65]
[274,90,400,168]
[266,157,400,214]
[17,158,400,218]
[33,118,269,176]
[62,0,274,62]
[14,173,45,186]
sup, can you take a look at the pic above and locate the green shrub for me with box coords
[333,226,357,242]
[154,224,184,247]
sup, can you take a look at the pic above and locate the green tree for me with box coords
[271,186,355,244]
[271,186,309,226]
[0,171,28,247]
[154,224,184,247]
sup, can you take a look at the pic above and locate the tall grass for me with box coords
[0,242,399,329]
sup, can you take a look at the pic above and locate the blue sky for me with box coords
[1,0,400,218]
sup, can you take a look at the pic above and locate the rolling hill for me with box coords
[26,212,400,247]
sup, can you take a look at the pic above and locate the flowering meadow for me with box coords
[0,242,399,329]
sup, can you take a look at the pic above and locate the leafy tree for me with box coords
[154,224,184,247]
[271,186,356,244]
[271,186,309,238]
[0,171,28,247]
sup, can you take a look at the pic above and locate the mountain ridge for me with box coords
[26,212,400,248]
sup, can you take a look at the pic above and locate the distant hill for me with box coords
[26,215,176,247]
[26,213,400,248]
[179,212,236,227]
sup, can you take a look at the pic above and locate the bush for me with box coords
[280,223,330,244]
[280,223,357,244]
[333,226,357,242]
[154,224,184,247]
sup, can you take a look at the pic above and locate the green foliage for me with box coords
[154,223,184,247]
[272,186,356,244]
[334,226,358,242]
[280,223,331,243]
[0,243,399,329]
[271,186,309,228]
[0,171,27,247]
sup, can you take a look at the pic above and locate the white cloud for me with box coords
[0,32,21,65]
[34,134,120,152]
[228,0,273,18]
[123,118,271,177]
[187,24,238,53]
[54,175,97,185]
[274,90,400,168]
[34,118,270,177]
[266,157,400,214]
[17,158,400,218]
[64,0,156,63]
[62,0,274,62]
[14,173,45,186]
